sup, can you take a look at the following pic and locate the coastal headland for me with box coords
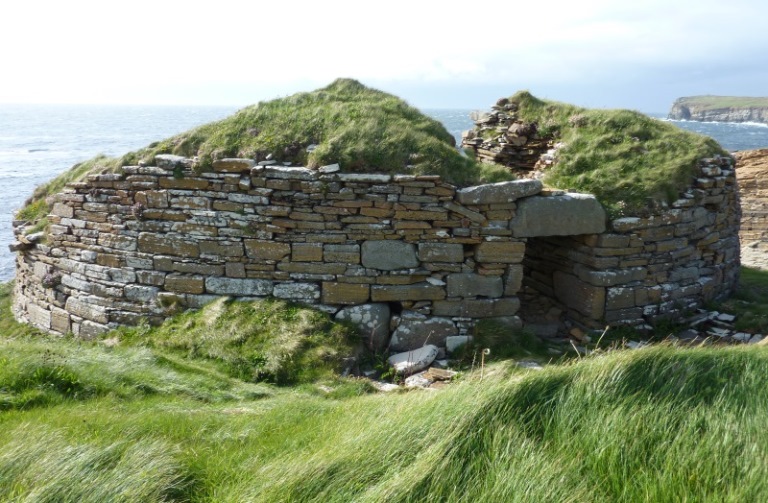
[668,96,768,124]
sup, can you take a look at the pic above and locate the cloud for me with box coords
[1,0,766,108]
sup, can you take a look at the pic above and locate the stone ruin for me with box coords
[10,139,740,356]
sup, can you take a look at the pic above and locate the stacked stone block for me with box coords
[12,158,544,347]
[522,155,741,329]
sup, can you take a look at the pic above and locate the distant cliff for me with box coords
[668,96,768,124]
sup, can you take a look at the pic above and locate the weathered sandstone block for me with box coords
[322,282,370,304]
[511,193,606,237]
[456,179,542,205]
[475,241,525,263]
[361,240,419,270]
[205,277,273,296]
[446,273,503,298]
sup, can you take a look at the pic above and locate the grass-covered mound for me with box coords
[17,78,512,228]
[115,296,361,385]
[505,91,728,216]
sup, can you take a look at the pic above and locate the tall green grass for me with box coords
[116,296,361,385]
[3,339,768,501]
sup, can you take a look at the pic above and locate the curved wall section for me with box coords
[11,154,740,348]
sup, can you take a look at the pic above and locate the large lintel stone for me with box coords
[510,193,606,237]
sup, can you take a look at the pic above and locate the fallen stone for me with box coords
[677,329,701,341]
[707,327,731,338]
[423,367,458,381]
[371,381,400,392]
[749,334,764,344]
[388,345,439,374]
[716,313,736,323]
[445,335,472,353]
[405,373,433,388]
[390,315,457,351]
[732,332,751,342]
[516,360,543,370]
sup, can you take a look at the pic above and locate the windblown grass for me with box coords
[2,341,768,502]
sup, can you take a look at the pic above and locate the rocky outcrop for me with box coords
[668,96,768,124]
[735,149,768,269]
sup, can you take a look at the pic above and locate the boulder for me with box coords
[335,303,391,352]
[387,345,439,374]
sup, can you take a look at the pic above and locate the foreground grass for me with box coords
[2,339,768,502]
[3,278,768,501]
[4,271,768,501]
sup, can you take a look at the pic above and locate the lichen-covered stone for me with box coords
[361,240,419,270]
[511,193,606,237]
[390,314,457,351]
[456,179,542,205]
[446,273,503,298]
[335,303,391,351]
[205,277,273,296]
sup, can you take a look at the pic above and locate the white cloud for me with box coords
[1,0,766,105]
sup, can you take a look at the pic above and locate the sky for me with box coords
[2,0,767,113]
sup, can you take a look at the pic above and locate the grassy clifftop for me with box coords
[672,95,768,111]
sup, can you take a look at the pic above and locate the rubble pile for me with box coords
[461,98,553,173]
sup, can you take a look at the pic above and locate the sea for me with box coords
[2,105,768,282]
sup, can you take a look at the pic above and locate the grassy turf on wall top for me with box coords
[17,82,728,226]
[508,91,727,216]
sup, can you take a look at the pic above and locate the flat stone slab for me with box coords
[390,314,457,351]
[362,240,419,270]
[388,345,439,374]
[457,179,542,205]
[510,193,606,237]
[212,158,255,173]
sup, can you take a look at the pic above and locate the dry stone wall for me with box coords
[11,152,740,349]
[523,155,740,329]
[11,157,582,348]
